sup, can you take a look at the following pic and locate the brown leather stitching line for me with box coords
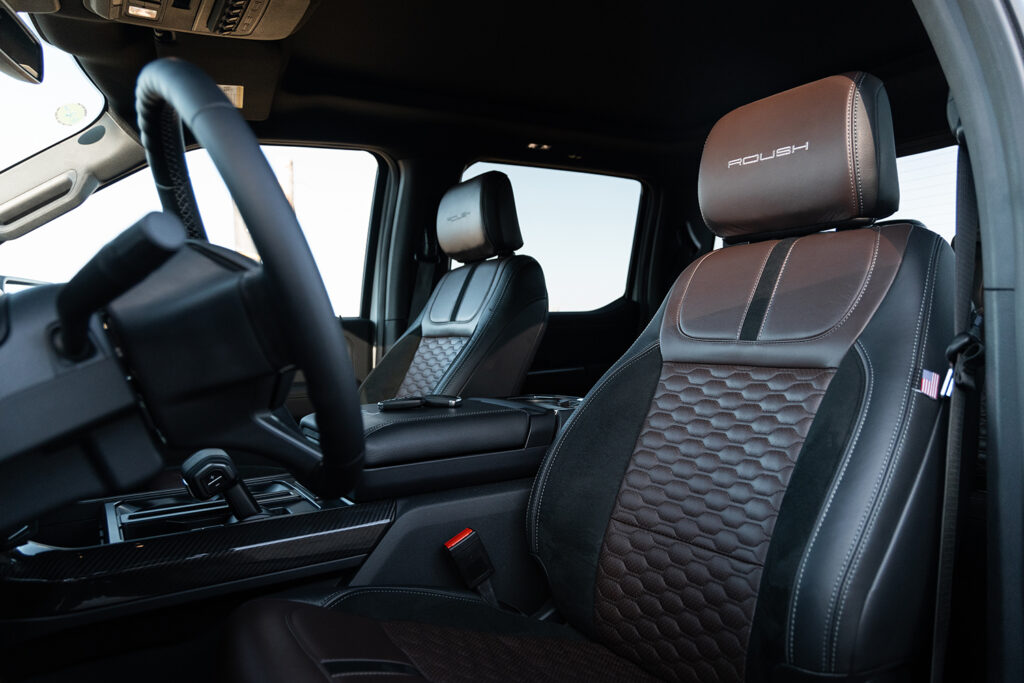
[852,72,867,215]
[672,250,716,335]
[845,75,858,218]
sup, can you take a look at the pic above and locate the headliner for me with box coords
[33,0,949,170]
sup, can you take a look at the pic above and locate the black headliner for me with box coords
[34,0,949,171]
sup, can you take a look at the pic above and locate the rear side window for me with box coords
[462,162,641,312]
[713,145,959,249]
[889,145,957,242]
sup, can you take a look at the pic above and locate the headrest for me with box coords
[436,171,524,263]
[698,72,899,242]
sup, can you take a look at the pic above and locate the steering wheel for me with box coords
[133,58,365,497]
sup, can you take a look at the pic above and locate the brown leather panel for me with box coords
[396,336,468,397]
[678,240,776,341]
[759,228,881,341]
[594,363,833,682]
[698,72,898,240]
[383,620,659,683]
[662,223,912,368]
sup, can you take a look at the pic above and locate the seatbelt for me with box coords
[408,224,442,324]
[930,103,984,683]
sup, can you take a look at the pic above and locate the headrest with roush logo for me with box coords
[698,72,899,242]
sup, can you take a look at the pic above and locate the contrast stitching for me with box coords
[756,239,799,339]
[527,342,661,553]
[852,73,866,214]
[676,226,885,346]
[845,76,858,216]
[324,588,484,611]
[734,244,776,340]
[829,235,941,669]
[819,228,934,669]
[673,251,716,335]
[787,340,874,664]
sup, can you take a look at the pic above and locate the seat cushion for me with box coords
[226,588,658,682]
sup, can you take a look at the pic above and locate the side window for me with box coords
[889,145,957,242]
[0,146,379,316]
[712,144,959,249]
[462,162,642,312]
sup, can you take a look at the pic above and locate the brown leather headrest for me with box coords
[436,171,524,263]
[698,72,899,242]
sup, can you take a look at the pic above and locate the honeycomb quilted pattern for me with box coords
[383,620,660,683]
[594,363,834,682]
[397,336,469,397]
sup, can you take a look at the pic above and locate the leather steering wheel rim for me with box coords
[135,57,365,497]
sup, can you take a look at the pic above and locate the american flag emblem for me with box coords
[918,369,941,400]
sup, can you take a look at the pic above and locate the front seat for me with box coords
[227,73,953,682]
[357,171,548,403]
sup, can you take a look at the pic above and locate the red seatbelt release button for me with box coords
[443,528,495,589]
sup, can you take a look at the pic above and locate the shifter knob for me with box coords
[181,449,266,521]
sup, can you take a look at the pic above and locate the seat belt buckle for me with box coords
[444,528,495,589]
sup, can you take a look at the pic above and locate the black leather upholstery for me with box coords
[436,171,524,262]
[228,73,952,682]
[358,173,548,403]
[300,398,553,468]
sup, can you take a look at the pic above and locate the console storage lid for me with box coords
[300,398,565,499]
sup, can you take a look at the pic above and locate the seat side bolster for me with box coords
[783,229,953,674]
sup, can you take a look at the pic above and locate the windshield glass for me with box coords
[0,15,104,172]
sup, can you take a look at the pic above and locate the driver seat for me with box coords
[226,73,953,682]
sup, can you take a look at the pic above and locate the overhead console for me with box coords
[81,0,313,40]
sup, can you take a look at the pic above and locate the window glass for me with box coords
[462,162,641,312]
[712,145,959,249]
[890,145,957,242]
[0,16,105,171]
[0,147,378,316]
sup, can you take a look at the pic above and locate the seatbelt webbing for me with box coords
[408,225,442,323]
[930,136,980,683]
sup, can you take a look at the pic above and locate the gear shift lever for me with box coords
[181,449,268,522]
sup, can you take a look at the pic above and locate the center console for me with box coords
[300,396,580,499]
[0,395,579,631]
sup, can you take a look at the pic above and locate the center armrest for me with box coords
[299,398,553,468]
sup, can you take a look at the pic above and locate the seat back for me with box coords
[527,73,953,681]
[359,172,548,403]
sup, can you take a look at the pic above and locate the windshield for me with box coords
[0,15,104,172]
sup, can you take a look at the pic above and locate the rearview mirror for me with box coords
[0,2,42,84]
